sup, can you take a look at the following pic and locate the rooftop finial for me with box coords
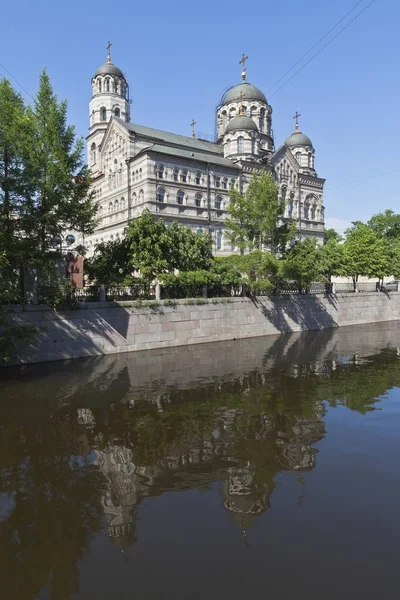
[293,111,301,132]
[107,41,112,64]
[191,119,196,139]
[239,53,248,80]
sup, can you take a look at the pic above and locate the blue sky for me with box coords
[0,0,397,232]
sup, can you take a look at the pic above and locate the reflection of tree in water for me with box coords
[1,335,400,597]
[0,404,106,600]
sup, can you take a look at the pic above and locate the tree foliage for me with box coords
[340,222,387,286]
[282,238,325,292]
[126,209,213,280]
[84,237,132,284]
[225,172,295,255]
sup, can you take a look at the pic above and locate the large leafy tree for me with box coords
[125,209,213,280]
[84,237,133,284]
[340,222,387,288]
[225,172,295,255]
[367,209,400,240]
[282,237,325,292]
[319,231,344,282]
[25,69,97,259]
[0,79,33,281]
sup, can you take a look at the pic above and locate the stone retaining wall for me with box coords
[4,292,400,365]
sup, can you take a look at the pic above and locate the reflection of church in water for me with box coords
[78,402,325,551]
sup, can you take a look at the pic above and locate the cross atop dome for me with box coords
[239,53,248,80]
[107,41,112,64]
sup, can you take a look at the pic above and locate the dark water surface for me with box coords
[1,323,400,600]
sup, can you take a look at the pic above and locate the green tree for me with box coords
[126,209,213,280]
[319,236,344,282]
[225,172,295,255]
[367,209,400,240]
[25,69,97,259]
[84,237,132,284]
[0,79,33,286]
[282,238,325,292]
[340,222,387,289]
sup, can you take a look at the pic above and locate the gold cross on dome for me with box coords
[293,111,301,131]
[107,41,112,64]
[239,53,249,80]
[238,91,245,115]
[191,119,196,138]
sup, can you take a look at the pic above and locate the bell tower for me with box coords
[87,42,130,171]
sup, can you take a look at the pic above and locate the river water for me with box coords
[1,322,400,599]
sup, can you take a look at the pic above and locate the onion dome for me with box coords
[94,62,125,78]
[221,82,267,105]
[225,115,258,134]
[285,131,313,147]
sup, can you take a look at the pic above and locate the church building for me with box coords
[80,46,325,256]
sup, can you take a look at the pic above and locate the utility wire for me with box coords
[267,0,366,94]
[269,0,377,99]
[0,60,33,100]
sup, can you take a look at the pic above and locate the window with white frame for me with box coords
[195,172,201,185]
[215,196,222,210]
[177,190,184,205]
[157,164,164,179]
[237,137,244,153]
[216,230,222,250]
[157,188,165,202]
[195,193,202,207]
[173,168,179,182]
[181,170,187,183]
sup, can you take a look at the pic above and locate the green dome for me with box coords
[94,62,125,79]
[221,82,267,105]
[225,115,258,134]
[285,131,313,147]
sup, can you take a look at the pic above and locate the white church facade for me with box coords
[80,47,325,256]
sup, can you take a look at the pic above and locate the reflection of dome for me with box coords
[225,115,258,134]
[285,131,313,147]
[221,82,267,105]
[94,62,125,78]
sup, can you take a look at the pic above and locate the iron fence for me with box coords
[335,282,355,294]
[105,284,155,301]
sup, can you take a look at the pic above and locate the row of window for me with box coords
[157,165,236,189]
[286,200,321,220]
[95,77,128,98]
[157,188,224,209]
[100,106,121,122]
[219,107,270,134]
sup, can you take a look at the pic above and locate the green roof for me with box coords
[225,115,258,134]
[221,82,267,105]
[285,131,313,148]
[139,143,239,169]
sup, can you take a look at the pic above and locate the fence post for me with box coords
[99,284,106,303]
[155,282,161,301]
[202,284,208,299]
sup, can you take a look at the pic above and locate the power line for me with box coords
[267,0,366,94]
[0,60,33,100]
[269,0,377,100]
[327,165,400,191]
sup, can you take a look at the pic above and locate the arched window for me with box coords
[250,106,257,118]
[237,137,244,153]
[132,192,137,205]
[311,205,316,220]
[195,193,202,207]
[99,206,103,218]
[260,108,265,132]
[139,168,142,178]
[139,189,144,203]
[180,170,187,183]
[90,142,96,165]
[304,203,310,220]
[173,168,179,182]
[157,164,164,179]
[242,105,247,114]
[98,80,102,93]
[230,178,236,189]
[121,198,125,210]
[296,152,301,165]
[108,202,113,214]
[215,176,221,188]
[216,230,222,250]
[157,188,165,202]
[115,199,119,213]
[215,196,222,210]
[229,107,236,120]
[114,107,120,117]
[281,186,287,202]
[177,190,184,205]
[288,193,294,218]
[222,111,227,128]
[195,172,201,185]
[308,152,312,168]
[251,138,256,154]
[106,78,110,92]
[223,178,228,190]
[100,107,107,121]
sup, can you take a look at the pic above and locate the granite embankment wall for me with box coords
[5,292,400,365]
